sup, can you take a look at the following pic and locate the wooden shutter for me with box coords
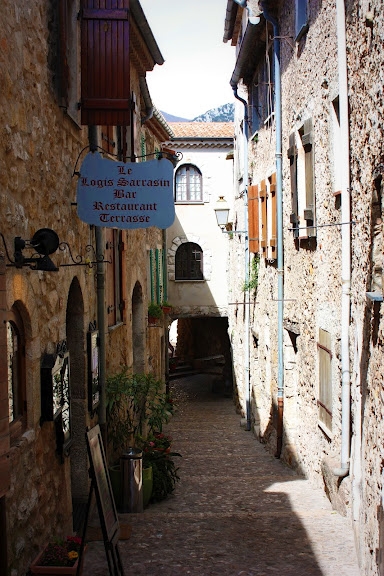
[81,0,130,126]
[248,185,260,253]
[302,118,315,235]
[287,133,299,238]
[259,180,267,254]
[101,126,116,155]
[269,173,277,254]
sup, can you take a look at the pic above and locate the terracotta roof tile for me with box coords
[169,122,234,139]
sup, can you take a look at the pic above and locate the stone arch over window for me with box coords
[175,164,203,202]
[168,235,212,281]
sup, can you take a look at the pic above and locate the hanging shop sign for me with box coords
[77,152,175,229]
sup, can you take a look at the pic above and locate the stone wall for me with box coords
[0,1,167,573]
[228,0,384,572]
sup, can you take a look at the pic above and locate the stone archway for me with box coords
[132,281,145,373]
[66,277,88,521]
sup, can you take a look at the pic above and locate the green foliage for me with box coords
[144,450,181,502]
[148,302,163,319]
[106,370,173,453]
[243,254,260,293]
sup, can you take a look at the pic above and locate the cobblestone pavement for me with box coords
[83,374,360,576]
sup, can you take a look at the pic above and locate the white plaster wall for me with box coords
[167,147,233,316]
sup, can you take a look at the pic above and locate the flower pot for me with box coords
[161,306,172,315]
[148,315,160,325]
[143,465,153,507]
[30,544,86,575]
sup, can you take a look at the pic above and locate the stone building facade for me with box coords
[0,1,172,574]
[223,0,383,573]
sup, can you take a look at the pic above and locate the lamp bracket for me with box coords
[58,242,111,268]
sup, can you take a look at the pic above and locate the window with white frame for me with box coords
[288,118,316,239]
[175,164,203,202]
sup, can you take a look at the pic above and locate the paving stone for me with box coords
[82,374,360,576]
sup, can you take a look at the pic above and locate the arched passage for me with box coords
[132,281,145,373]
[66,277,88,521]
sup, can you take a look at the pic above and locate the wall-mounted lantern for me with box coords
[3,228,60,271]
[0,228,110,271]
[214,196,230,230]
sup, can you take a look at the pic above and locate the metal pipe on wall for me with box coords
[88,126,107,444]
[232,86,251,432]
[333,0,351,477]
[261,2,284,458]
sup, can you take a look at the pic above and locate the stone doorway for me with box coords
[173,316,233,394]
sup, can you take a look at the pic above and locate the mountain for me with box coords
[192,103,234,122]
[160,111,191,122]
[160,103,234,124]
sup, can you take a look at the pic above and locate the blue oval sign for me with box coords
[77,152,175,229]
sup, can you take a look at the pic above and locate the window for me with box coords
[251,175,277,259]
[7,307,26,441]
[80,0,131,126]
[175,165,203,202]
[106,229,124,327]
[288,118,316,239]
[295,0,309,41]
[175,243,204,280]
[317,329,332,435]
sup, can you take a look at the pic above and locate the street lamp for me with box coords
[214,196,232,231]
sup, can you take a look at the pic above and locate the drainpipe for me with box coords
[333,0,351,478]
[261,3,284,458]
[232,85,251,432]
[88,126,107,445]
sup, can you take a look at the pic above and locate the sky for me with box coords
[139,0,236,120]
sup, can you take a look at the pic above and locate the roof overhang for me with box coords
[230,17,266,88]
[130,0,164,67]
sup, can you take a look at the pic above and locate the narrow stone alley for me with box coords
[83,374,360,576]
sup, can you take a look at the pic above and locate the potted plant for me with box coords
[30,536,84,575]
[142,443,181,503]
[161,301,172,315]
[148,302,163,324]
[106,370,174,508]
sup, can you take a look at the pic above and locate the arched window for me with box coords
[175,242,204,280]
[7,307,26,440]
[175,164,202,202]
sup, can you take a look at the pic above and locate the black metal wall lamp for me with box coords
[0,228,110,271]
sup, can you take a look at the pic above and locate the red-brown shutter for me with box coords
[269,173,277,254]
[80,0,131,126]
[248,184,260,254]
[259,180,267,254]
